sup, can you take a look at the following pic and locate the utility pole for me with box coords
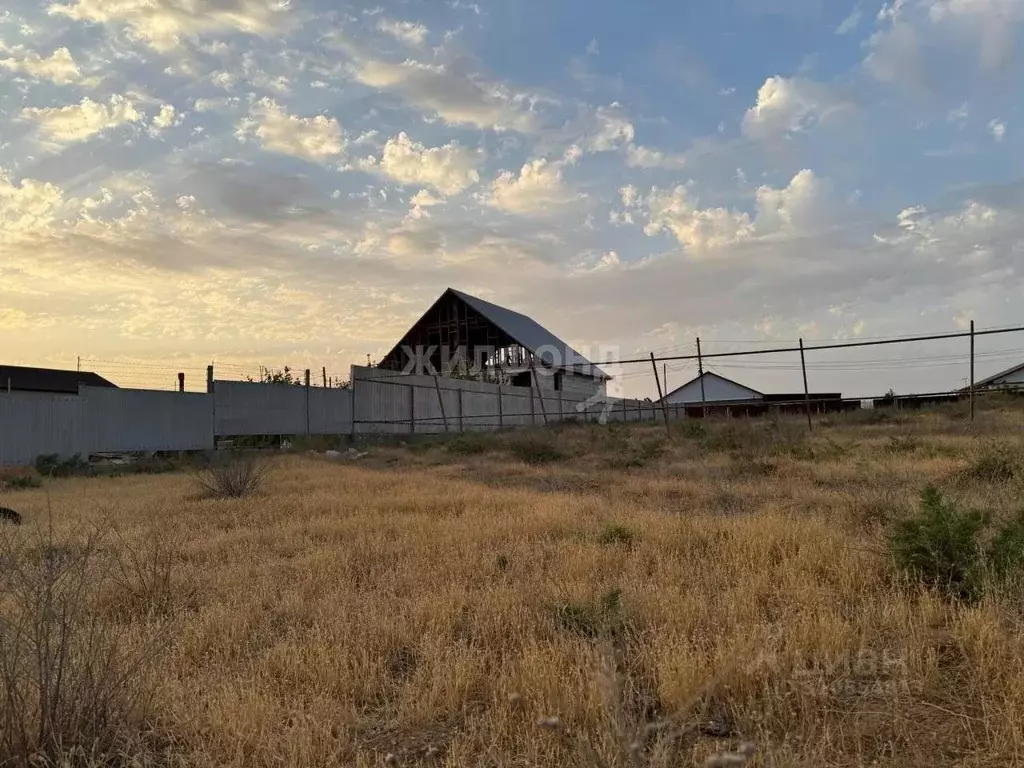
[799,338,812,432]
[969,320,975,422]
[696,337,707,418]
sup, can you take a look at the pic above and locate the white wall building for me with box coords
[659,371,763,405]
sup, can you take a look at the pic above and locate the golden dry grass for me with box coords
[3,402,1024,767]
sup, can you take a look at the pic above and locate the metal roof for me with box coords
[0,365,117,394]
[969,361,1024,390]
[449,289,609,379]
[659,370,764,402]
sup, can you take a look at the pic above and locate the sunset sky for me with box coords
[1,0,1022,396]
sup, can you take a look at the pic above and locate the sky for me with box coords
[1,0,1023,397]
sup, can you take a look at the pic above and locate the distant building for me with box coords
[659,371,849,415]
[0,365,117,395]
[660,371,763,406]
[377,287,610,400]
[971,362,1024,391]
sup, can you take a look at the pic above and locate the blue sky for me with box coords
[1,0,1023,396]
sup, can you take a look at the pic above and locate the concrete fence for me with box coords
[0,367,673,467]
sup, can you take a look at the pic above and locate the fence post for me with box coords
[969,319,975,422]
[457,387,464,432]
[322,367,327,388]
[497,382,504,429]
[558,386,564,424]
[651,353,671,436]
[177,372,184,392]
[696,337,707,418]
[799,339,812,432]
[529,360,549,425]
[433,375,449,432]
[207,365,215,447]
[304,369,311,436]
[622,398,627,423]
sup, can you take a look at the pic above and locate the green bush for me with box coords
[960,447,1018,484]
[598,523,636,546]
[446,433,492,456]
[887,486,986,600]
[0,472,42,490]
[33,453,90,478]
[554,588,623,638]
[677,420,706,440]
[507,435,565,465]
[986,510,1024,580]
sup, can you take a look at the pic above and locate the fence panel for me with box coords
[0,392,85,467]
[308,387,353,435]
[214,381,306,436]
[81,386,213,452]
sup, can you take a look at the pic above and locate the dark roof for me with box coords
[448,289,608,379]
[0,365,117,394]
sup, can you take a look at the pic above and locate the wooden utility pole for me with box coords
[322,367,327,388]
[304,369,311,435]
[651,353,671,435]
[969,320,975,422]
[529,357,549,425]
[696,337,707,417]
[799,339,812,431]
[177,372,184,392]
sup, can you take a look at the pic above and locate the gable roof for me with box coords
[970,361,1024,390]
[659,370,764,402]
[0,365,117,394]
[448,289,608,379]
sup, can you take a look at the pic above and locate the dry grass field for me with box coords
[3,402,1024,767]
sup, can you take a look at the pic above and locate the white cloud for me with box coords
[377,18,428,46]
[753,169,835,235]
[865,0,1024,85]
[406,189,446,220]
[586,38,599,56]
[349,56,538,133]
[150,104,177,133]
[989,119,1006,141]
[236,98,345,162]
[643,186,754,253]
[21,95,141,143]
[742,76,849,139]
[359,132,481,195]
[586,104,634,152]
[0,46,81,84]
[625,143,688,169]
[486,158,575,215]
[0,170,67,240]
[836,3,862,34]
[640,169,835,255]
[48,0,291,52]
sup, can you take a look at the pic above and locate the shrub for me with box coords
[507,435,565,465]
[446,432,492,456]
[0,518,166,763]
[677,420,706,440]
[195,455,269,499]
[960,447,1018,484]
[33,453,90,478]
[986,510,1024,581]
[887,435,919,453]
[598,523,636,547]
[554,588,623,638]
[887,486,986,600]
[0,471,41,490]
